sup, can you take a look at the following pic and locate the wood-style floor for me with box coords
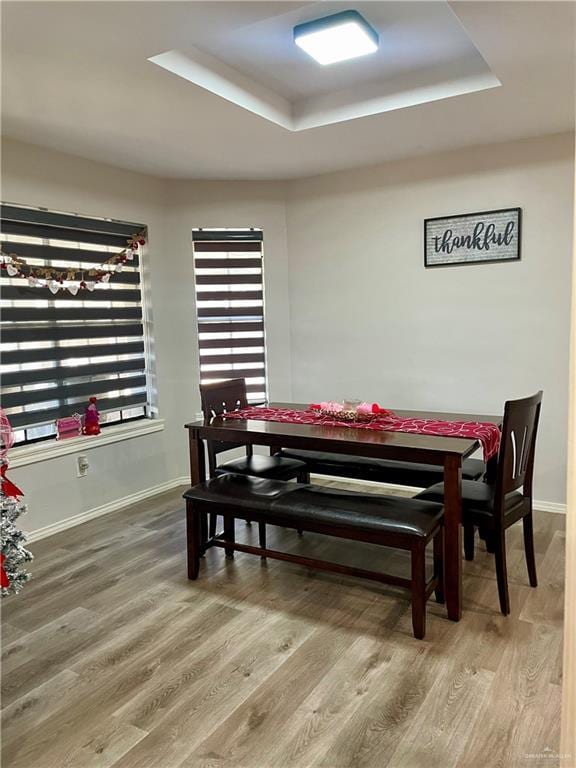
[1,480,565,768]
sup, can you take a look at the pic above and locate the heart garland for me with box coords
[0,232,146,294]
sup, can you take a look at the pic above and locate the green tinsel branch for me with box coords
[1,493,33,597]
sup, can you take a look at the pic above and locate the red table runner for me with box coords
[223,406,500,461]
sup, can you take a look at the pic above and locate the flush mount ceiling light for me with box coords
[294,10,379,66]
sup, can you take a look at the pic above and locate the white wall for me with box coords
[286,133,575,505]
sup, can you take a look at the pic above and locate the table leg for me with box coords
[188,429,206,486]
[485,454,498,484]
[188,430,207,550]
[443,455,463,621]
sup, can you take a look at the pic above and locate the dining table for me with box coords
[185,402,502,622]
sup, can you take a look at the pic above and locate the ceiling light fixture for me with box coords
[294,10,379,66]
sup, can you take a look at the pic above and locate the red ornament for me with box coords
[1,464,24,497]
[370,403,394,417]
[138,238,145,246]
[1,554,9,589]
[83,396,101,436]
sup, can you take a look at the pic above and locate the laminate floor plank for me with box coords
[2,583,191,706]
[112,613,320,768]
[12,530,162,604]
[6,532,181,632]
[2,606,95,674]
[1,669,81,762]
[111,605,280,731]
[312,642,448,768]
[461,620,563,768]
[184,626,361,768]
[520,530,565,628]
[385,659,494,768]
[237,635,404,768]
[0,621,27,646]
[1,484,565,768]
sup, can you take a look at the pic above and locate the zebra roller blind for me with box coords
[1,203,150,443]
[192,228,267,403]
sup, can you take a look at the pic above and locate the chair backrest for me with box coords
[200,378,248,418]
[494,391,542,511]
[199,378,251,475]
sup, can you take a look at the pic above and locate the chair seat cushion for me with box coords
[215,454,306,481]
[277,449,484,487]
[415,479,526,524]
[184,474,443,539]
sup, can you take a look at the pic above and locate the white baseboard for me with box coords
[532,500,567,514]
[311,473,567,514]
[27,475,189,542]
[27,471,566,543]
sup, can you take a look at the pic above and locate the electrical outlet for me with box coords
[77,455,89,478]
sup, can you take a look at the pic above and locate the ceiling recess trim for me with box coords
[149,47,500,132]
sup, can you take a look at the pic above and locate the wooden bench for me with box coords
[183,474,445,639]
[277,448,485,488]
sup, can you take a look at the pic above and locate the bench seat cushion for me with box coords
[276,449,484,487]
[215,454,306,481]
[184,474,443,539]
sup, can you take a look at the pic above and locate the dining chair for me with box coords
[199,379,308,546]
[415,391,542,615]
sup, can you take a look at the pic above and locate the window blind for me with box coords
[1,203,150,443]
[192,228,267,404]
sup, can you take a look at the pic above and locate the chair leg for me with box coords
[433,529,445,605]
[494,529,511,615]
[523,512,538,587]
[463,524,475,561]
[209,513,217,539]
[296,473,308,537]
[258,522,267,559]
[223,515,235,559]
[186,500,201,580]
[199,510,208,556]
[483,530,496,554]
[411,543,427,639]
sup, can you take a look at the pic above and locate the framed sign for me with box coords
[424,207,521,268]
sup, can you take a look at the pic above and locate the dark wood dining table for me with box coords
[185,403,501,622]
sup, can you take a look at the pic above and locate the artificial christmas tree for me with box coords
[1,494,33,596]
[1,410,32,597]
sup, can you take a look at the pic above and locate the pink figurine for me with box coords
[320,401,343,414]
[83,397,101,436]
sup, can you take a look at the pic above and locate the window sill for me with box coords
[8,419,165,469]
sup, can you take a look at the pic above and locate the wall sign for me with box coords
[424,207,521,268]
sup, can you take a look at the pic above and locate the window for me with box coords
[1,203,151,445]
[192,228,266,403]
